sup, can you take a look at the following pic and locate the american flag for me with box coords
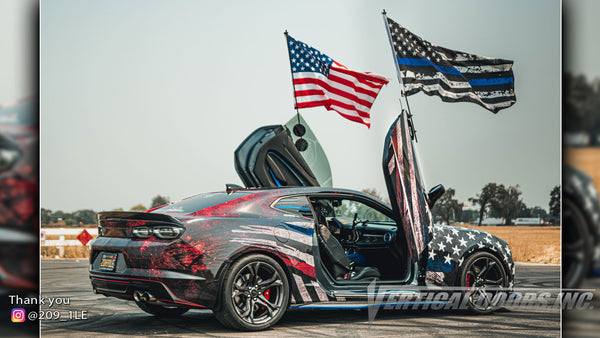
[386,17,516,113]
[286,34,388,128]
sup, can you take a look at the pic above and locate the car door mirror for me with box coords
[427,184,445,208]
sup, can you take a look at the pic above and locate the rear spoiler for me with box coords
[97,211,183,225]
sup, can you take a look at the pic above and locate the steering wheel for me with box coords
[351,213,368,243]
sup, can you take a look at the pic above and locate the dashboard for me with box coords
[327,217,397,247]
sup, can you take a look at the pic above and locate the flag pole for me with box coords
[382,10,417,141]
[284,31,302,127]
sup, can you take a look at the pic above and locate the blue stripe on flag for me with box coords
[468,77,514,86]
[396,58,462,75]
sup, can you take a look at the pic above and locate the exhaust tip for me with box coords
[143,292,155,302]
[133,291,141,302]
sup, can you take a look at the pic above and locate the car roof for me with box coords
[226,186,391,207]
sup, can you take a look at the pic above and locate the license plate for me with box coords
[99,253,118,272]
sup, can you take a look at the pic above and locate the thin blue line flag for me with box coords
[387,17,516,113]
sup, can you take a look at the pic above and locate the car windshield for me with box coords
[152,192,250,214]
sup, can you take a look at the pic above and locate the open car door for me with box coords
[382,111,433,280]
[234,113,332,188]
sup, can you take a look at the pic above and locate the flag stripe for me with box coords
[294,90,373,119]
[294,83,374,115]
[293,73,381,112]
[293,76,379,105]
[397,58,462,75]
[468,77,514,86]
[294,69,383,100]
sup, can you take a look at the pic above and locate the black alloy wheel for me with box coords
[214,254,289,331]
[461,251,508,314]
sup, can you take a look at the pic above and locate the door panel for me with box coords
[382,112,432,265]
[284,113,333,187]
[234,125,319,188]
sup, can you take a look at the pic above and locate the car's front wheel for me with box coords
[214,254,289,331]
[460,251,508,314]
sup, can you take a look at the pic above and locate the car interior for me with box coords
[310,197,411,283]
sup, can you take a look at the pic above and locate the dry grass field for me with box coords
[458,225,560,264]
[564,147,600,193]
[42,226,560,264]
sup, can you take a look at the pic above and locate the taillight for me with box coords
[132,226,153,238]
[132,225,184,239]
[153,226,183,239]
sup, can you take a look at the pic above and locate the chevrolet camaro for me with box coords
[89,112,514,330]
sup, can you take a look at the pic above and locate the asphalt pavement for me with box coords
[39,259,568,337]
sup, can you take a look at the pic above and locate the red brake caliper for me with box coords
[466,275,472,291]
[264,288,271,300]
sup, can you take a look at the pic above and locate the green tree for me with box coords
[65,218,77,226]
[517,203,532,218]
[491,185,523,225]
[151,195,170,209]
[41,208,52,225]
[564,73,600,136]
[130,204,147,212]
[50,210,66,223]
[469,183,502,226]
[549,185,560,224]
[73,209,97,225]
[530,206,548,219]
[431,188,463,225]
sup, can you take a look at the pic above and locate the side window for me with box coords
[332,199,393,223]
[273,196,313,219]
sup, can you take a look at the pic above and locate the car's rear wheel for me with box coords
[562,197,593,289]
[135,301,189,317]
[460,251,508,314]
[214,254,289,331]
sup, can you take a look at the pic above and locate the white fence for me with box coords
[41,228,98,247]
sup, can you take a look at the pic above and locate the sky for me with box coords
[35,0,562,212]
[564,0,600,79]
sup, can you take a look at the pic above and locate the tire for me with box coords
[214,254,289,331]
[562,197,593,289]
[460,251,508,314]
[135,301,189,317]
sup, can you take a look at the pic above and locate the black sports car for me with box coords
[563,165,600,288]
[89,112,514,331]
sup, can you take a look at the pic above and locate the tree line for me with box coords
[431,183,560,225]
[42,186,560,227]
[564,72,600,138]
[41,195,170,226]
